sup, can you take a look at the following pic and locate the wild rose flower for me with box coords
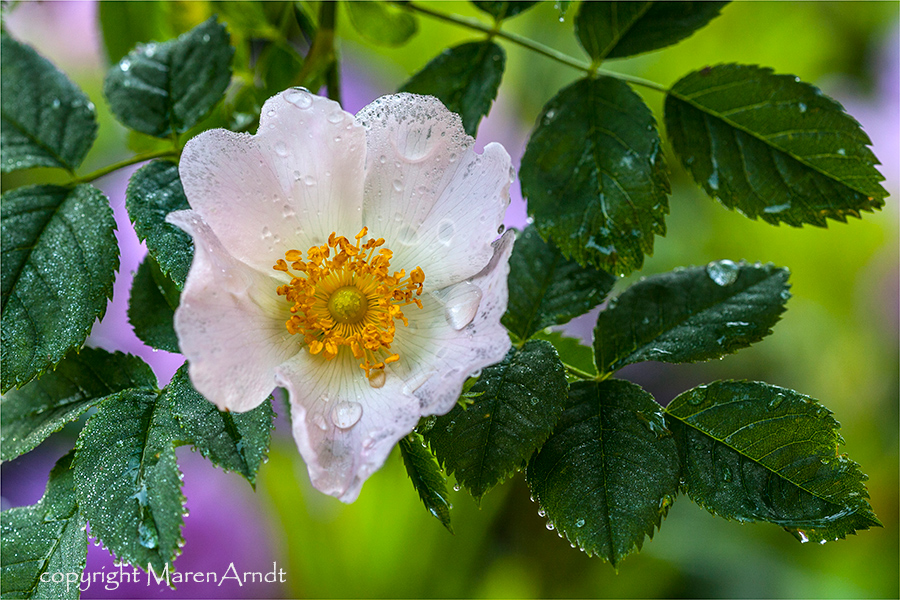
[168,89,514,502]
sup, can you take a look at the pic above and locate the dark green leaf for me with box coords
[471,1,540,20]
[73,389,185,572]
[1,33,98,173]
[129,256,180,353]
[425,340,568,501]
[1,185,118,392]
[125,160,193,288]
[503,225,616,340]
[104,17,234,137]
[527,380,679,566]
[665,64,887,227]
[345,1,418,47]
[98,1,174,64]
[575,2,728,61]
[666,380,880,543]
[532,330,597,381]
[169,365,273,486]
[594,261,790,375]
[401,41,505,136]
[1,348,156,462]
[399,432,453,532]
[0,452,86,600]
[521,76,670,276]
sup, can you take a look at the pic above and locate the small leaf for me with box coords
[594,261,790,375]
[471,1,541,20]
[666,380,880,543]
[129,256,180,353]
[532,330,597,381]
[425,340,568,501]
[503,225,616,341]
[104,17,234,137]
[1,184,118,392]
[345,1,418,47]
[169,365,274,486]
[401,41,505,136]
[1,348,156,462]
[399,432,453,532]
[527,380,680,566]
[73,389,185,572]
[665,64,887,226]
[0,452,87,600]
[125,160,193,288]
[574,1,728,61]
[521,76,670,276]
[1,32,98,173]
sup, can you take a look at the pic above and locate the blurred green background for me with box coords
[2,1,897,598]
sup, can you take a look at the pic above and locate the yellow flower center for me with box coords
[273,227,425,381]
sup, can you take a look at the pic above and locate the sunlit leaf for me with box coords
[471,1,541,20]
[399,432,453,532]
[345,1,418,47]
[98,1,174,64]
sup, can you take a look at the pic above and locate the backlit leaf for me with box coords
[345,1,418,47]
[399,432,453,532]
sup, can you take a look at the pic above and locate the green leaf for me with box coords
[521,76,670,276]
[169,365,274,486]
[344,1,418,47]
[503,225,616,341]
[399,432,453,532]
[526,380,680,566]
[471,1,541,20]
[665,64,887,227]
[1,348,156,462]
[425,340,568,501]
[104,17,234,137]
[1,452,87,600]
[129,256,180,353]
[98,1,174,64]
[594,261,790,375]
[401,41,505,136]
[666,380,880,543]
[532,330,597,381]
[1,184,118,392]
[574,1,728,61]
[125,160,193,288]
[73,389,185,572]
[1,32,98,173]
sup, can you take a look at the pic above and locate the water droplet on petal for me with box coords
[368,370,386,388]
[331,401,362,429]
[327,110,345,124]
[437,220,455,245]
[392,179,404,192]
[274,141,289,157]
[706,259,739,286]
[284,88,313,109]
[440,282,482,330]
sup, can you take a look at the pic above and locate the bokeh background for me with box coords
[1,2,897,598]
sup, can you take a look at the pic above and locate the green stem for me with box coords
[398,1,669,94]
[72,148,180,184]
[563,363,599,381]
[320,1,342,104]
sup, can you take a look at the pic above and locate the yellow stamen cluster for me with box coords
[274,227,425,380]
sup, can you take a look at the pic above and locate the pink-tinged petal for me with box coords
[178,89,366,274]
[167,210,298,412]
[391,230,515,416]
[356,94,512,289]
[276,351,420,503]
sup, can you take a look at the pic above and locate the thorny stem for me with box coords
[71,148,181,184]
[398,1,668,94]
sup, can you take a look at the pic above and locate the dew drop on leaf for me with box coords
[706,259,739,286]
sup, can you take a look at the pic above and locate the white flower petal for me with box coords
[178,89,366,274]
[276,351,420,503]
[356,94,512,289]
[167,210,297,412]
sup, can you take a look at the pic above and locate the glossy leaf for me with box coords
[125,160,193,288]
[665,64,887,226]
[471,1,541,20]
[1,348,156,462]
[401,41,505,136]
[169,365,274,486]
[527,380,680,566]
[399,432,453,532]
[1,185,118,392]
[73,389,185,572]
[503,225,616,341]
[345,1,418,47]
[104,17,234,137]
[594,261,790,375]
[521,76,669,276]
[0,452,86,600]
[129,256,179,353]
[666,380,880,543]
[425,340,568,501]
[574,1,728,61]
[532,330,598,381]
[1,32,98,173]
